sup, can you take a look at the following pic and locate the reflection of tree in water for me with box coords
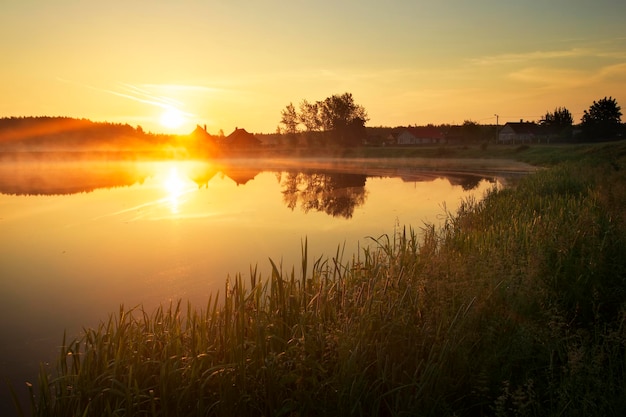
[447,174,496,191]
[453,175,481,191]
[0,163,147,196]
[280,171,367,218]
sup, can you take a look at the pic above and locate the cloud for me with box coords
[595,62,626,83]
[508,67,588,87]
[139,83,226,94]
[508,60,626,91]
[470,48,588,66]
[102,84,181,112]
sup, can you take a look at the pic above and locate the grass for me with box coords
[240,142,626,167]
[17,141,626,416]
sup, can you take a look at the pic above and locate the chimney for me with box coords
[520,119,523,123]
[204,124,207,132]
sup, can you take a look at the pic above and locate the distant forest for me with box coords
[0,116,172,152]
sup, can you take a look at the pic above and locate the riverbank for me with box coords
[195,141,620,167]
[20,140,626,416]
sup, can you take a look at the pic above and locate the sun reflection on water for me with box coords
[161,165,196,214]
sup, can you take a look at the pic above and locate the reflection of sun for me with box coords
[163,166,195,214]
[160,107,186,130]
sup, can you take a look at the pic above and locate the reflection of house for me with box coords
[220,168,260,186]
[223,127,261,148]
[190,167,220,188]
[498,121,537,144]
[396,126,444,145]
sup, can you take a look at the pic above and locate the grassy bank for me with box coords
[218,140,626,168]
[19,141,626,416]
[342,141,626,167]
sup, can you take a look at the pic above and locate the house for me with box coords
[498,121,537,144]
[396,126,444,145]
[222,127,261,148]
[188,124,218,143]
[185,124,219,155]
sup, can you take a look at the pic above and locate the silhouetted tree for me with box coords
[460,120,482,143]
[296,100,318,131]
[295,100,320,146]
[318,93,368,147]
[279,94,370,148]
[581,97,622,141]
[279,102,299,146]
[542,107,573,126]
[280,103,298,133]
[541,107,573,141]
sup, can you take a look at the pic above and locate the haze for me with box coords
[1,0,625,134]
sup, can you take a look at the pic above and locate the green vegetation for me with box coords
[332,141,626,167]
[19,141,626,416]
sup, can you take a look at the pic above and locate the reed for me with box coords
[22,142,626,416]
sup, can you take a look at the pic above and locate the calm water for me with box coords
[0,156,530,411]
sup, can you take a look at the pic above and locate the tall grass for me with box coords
[21,143,626,416]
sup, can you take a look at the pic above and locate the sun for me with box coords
[159,107,187,130]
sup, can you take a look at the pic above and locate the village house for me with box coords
[186,124,219,154]
[497,121,537,144]
[222,127,261,148]
[396,126,444,145]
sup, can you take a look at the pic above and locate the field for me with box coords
[15,141,626,416]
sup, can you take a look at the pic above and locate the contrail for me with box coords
[55,77,193,116]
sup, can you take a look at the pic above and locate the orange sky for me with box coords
[1,1,625,134]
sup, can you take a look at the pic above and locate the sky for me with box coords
[1,0,625,134]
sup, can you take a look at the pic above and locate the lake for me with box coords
[0,155,534,412]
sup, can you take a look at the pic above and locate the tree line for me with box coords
[0,116,170,151]
[278,94,623,146]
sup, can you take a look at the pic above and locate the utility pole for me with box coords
[494,114,499,144]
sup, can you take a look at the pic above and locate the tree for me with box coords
[581,97,622,141]
[298,100,320,132]
[280,102,299,146]
[541,107,573,141]
[280,93,369,148]
[297,100,322,147]
[317,93,368,146]
[280,102,299,135]
[460,120,482,142]
[541,107,573,127]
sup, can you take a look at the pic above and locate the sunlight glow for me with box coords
[162,166,196,214]
[159,107,187,130]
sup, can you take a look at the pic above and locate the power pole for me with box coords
[494,114,499,144]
